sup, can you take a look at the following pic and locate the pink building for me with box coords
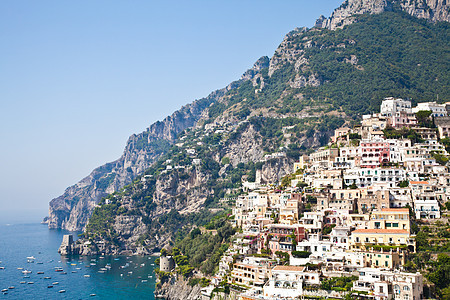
[360,140,390,168]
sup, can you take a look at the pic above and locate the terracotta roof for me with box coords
[273,266,305,272]
[380,208,410,213]
[352,229,409,234]
[410,181,429,184]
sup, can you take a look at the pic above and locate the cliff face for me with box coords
[155,276,202,300]
[318,0,449,30]
[47,94,220,231]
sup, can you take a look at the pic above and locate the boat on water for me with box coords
[17,267,23,270]
[37,271,44,274]
[52,282,59,285]
[141,280,148,283]
[22,270,32,274]
[1,289,8,293]
[55,267,63,272]
[0,267,5,270]
[44,277,51,279]
[23,275,30,278]
[90,294,96,297]
[47,285,53,288]
[19,281,26,284]
[84,275,90,278]
[58,290,66,293]
[72,271,77,273]
[27,282,34,284]
[27,256,35,263]
[8,287,14,290]
[37,262,43,264]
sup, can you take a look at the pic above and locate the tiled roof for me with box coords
[380,208,410,212]
[352,229,409,234]
[410,181,429,184]
[273,266,305,272]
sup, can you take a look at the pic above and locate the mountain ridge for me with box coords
[47,0,449,231]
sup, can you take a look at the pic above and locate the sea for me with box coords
[0,223,157,299]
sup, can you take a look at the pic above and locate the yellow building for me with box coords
[350,229,415,252]
[369,208,410,232]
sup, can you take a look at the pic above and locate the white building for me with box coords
[353,268,424,300]
[380,98,412,117]
[412,101,447,117]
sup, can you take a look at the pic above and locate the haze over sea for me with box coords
[0,223,157,299]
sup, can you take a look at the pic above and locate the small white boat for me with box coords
[0,267,4,270]
[19,281,26,284]
[27,256,35,263]
[84,275,90,278]
[1,289,7,293]
[22,270,32,274]
[44,277,51,279]
[141,280,147,283]
[27,282,34,284]
[90,294,96,297]
[17,267,23,270]
[8,287,14,290]
[58,290,66,293]
[52,282,59,285]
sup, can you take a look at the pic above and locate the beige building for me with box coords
[327,189,359,211]
[279,199,301,225]
[358,189,390,213]
[435,116,450,139]
[309,148,339,163]
[361,250,402,269]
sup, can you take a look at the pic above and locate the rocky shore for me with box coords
[155,276,203,300]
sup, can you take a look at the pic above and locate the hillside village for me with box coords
[159,97,450,300]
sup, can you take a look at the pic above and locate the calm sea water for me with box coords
[0,223,157,299]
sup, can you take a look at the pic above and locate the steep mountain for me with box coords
[49,0,449,234]
[68,7,450,256]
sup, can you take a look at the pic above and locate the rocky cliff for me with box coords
[318,0,449,30]
[47,93,220,231]
[155,276,203,300]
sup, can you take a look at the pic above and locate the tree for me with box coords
[398,180,409,188]
[415,110,433,128]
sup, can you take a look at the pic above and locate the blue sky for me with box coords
[0,0,343,223]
